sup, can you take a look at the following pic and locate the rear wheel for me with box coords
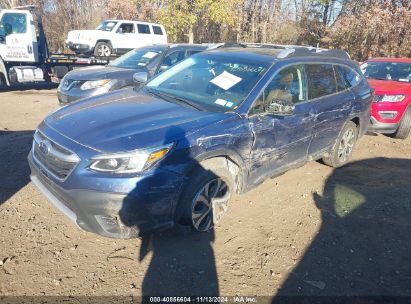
[322,121,358,168]
[94,42,112,57]
[176,158,234,232]
[392,107,411,139]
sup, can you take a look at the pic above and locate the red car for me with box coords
[361,58,411,139]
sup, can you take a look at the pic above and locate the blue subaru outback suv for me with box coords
[28,46,372,238]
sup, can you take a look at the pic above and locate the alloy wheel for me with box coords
[338,128,355,163]
[191,178,230,231]
[97,45,111,57]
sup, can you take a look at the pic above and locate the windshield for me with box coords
[145,54,269,111]
[109,47,164,69]
[96,21,117,32]
[361,61,411,83]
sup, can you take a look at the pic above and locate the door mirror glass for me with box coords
[133,71,148,84]
[159,64,169,72]
[267,98,295,116]
[0,25,5,42]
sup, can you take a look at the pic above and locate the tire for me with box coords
[391,107,411,139]
[322,121,358,168]
[94,42,112,57]
[176,158,234,232]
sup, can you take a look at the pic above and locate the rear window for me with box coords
[152,26,163,35]
[306,64,337,99]
[137,24,151,34]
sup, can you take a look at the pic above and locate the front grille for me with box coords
[32,131,79,180]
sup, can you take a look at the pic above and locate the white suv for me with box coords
[66,20,167,57]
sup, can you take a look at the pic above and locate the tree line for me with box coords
[1,0,411,61]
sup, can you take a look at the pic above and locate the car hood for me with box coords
[45,89,229,153]
[368,79,411,95]
[67,30,103,42]
[64,66,142,81]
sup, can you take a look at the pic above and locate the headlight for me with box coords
[80,79,111,90]
[374,94,406,103]
[89,143,173,173]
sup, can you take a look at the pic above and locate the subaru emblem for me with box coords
[39,140,51,155]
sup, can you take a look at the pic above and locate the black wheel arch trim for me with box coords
[183,148,247,191]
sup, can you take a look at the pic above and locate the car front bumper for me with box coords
[28,151,184,239]
[368,116,399,134]
[67,42,93,54]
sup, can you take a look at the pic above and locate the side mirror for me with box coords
[0,25,5,42]
[267,99,295,116]
[133,71,148,84]
[159,64,169,72]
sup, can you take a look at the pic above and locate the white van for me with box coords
[66,20,167,57]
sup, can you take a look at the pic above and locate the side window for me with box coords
[152,26,163,35]
[137,24,151,34]
[334,65,347,91]
[117,23,134,34]
[1,13,27,35]
[306,64,337,99]
[251,65,307,114]
[337,65,361,88]
[159,50,186,71]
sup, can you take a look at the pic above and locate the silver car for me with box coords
[57,44,207,104]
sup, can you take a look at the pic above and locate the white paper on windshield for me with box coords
[142,51,158,59]
[107,22,116,27]
[214,98,228,106]
[210,71,242,90]
[225,101,234,108]
[138,63,146,66]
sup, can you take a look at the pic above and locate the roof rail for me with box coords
[242,43,325,51]
[207,42,247,49]
[13,5,37,11]
[277,47,351,60]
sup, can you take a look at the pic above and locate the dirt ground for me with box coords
[0,84,410,300]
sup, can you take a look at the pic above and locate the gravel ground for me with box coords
[0,84,410,300]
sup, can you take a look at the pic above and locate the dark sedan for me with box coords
[57,44,207,104]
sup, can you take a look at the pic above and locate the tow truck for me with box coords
[0,6,111,87]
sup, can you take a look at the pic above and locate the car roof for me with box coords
[105,20,163,26]
[367,57,411,63]
[169,44,207,49]
[204,46,351,64]
[205,47,282,63]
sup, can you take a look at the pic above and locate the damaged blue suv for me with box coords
[28,46,372,238]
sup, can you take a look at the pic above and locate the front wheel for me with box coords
[94,42,112,57]
[176,158,234,232]
[322,121,358,168]
[391,107,411,139]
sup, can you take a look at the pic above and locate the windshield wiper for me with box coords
[145,88,203,111]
